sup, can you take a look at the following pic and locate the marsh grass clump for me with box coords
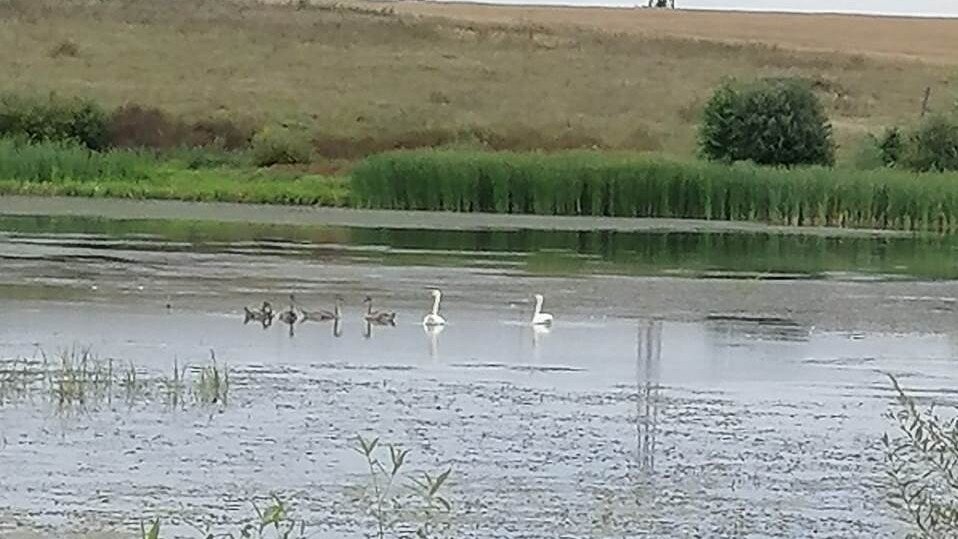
[353,434,453,538]
[883,374,958,537]
[44,348,114,412]
[352,150,958,232]
[0,137,154,182]
[0,358,43,405]
[161,359,188,409]
[192,352,229,407]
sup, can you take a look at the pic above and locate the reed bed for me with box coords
[0,138,153,182]
[352,151,958,232]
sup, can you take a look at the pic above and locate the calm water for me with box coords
[2,211,957,537]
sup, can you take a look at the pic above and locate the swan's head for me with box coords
[262,301,273,311]
[335,296,344,303]
[363,296,372,304]
[431,289,442,297]
[534,294,544,302]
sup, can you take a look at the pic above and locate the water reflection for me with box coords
[5,214,958,280]
[424,324,444,359]
[636,320,662,473]
[706,314,811,343]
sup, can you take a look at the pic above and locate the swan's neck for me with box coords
[431,293,441,316]
[534,296,543,316]
[335,302,342,318]
[366,301,373,315]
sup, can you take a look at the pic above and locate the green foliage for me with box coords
[699,78,835,167]
[140,518,160,539]
[0,138,153,182]
[0,92,108,149]
[878,127,905,167]
[353,434,453,538]
[352,150,958,232]
[193,351,229,407]
[883,374,958,538]
[901,115,958,172]
[251,126,312,167]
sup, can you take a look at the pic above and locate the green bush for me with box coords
[877,127,904,167]
[699,78,835,167]
[0,93,108,150]
[352,149,958,232]
[901,115,958,172]
[251,126,312,167]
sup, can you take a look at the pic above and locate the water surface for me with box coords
[2,211,957,537]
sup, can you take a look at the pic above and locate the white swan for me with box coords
[422,289,446,327]
[531,293,554,326]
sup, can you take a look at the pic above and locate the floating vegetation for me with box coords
[0,349,231,413]
[353,150,958,232]
[352,434,454,539]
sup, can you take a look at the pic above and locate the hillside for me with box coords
[0,0,955,157]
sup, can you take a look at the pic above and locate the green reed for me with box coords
[352,150,958,232]
[0,137,153,182]
[193,352,229,407]
[44,348,114,411]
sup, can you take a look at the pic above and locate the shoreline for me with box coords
[0,195,906,237]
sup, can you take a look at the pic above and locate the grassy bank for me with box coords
[1,0,954,158]
[0,139,348,205]
[352,151,958,232]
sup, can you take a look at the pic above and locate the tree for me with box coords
[698,78,835,167]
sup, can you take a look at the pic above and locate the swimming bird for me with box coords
[362,296,397,326]
[300,296,343,323]
[243,301,274,325]
[278,295,299,325]
[531,293,554,326]
[422,289,446,327]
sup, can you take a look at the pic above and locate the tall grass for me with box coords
[0,137,349,205]
[352,150,958,232]
[0,138,153,182]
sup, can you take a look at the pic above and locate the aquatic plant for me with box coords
[193,352,230,407]
[44,348,114,412]
[0,358,41,406]
[140,518,160,539]
[185,494,308,539]
[352,150,958,232]
[353,434,453,538]
[161,359,188,409]
[883,374,958,537]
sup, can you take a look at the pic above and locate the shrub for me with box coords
[108,104,254,151]
[107,104,183,149]
[49,39,80,58]
[699,78,835,167]
[877,127,904,167]
[901,115,958,172]
[883,375,958,537]
[251,126,312,166]
[0,93,108,150]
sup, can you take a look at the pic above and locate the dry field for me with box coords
[0,0,955,156]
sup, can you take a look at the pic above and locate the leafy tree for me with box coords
[699,78,835,167]
[900,115,958,172]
